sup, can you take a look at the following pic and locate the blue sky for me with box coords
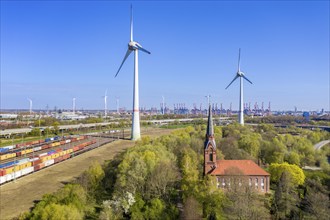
[1,1,329,111]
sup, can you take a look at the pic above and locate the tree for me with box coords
[39,203,83,220]
[221,168,271,219]
[77,161,105,196]
[26,184,89,219]
[180,148,200,198]
[300,178,330,219]
[284,151,301,165]
[29,128,41,137]
[272,171,300,219]
[238,133,261,158]
[269,163,305,186]
[145,161,179,201]
[181,196,202,220]
[53,122,60,134]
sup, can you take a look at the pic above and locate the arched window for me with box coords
[209,150,213,161]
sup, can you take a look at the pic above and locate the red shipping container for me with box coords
[55,156,64,163]
[56,148,62,153]
[16,151,22,157]
[16,143,24,148]
[60,140,66,145]
[0,169,6,176]
[73,146,79,151]
[32,159,42,166]
[39,140,45,144]
[35,163,45,171]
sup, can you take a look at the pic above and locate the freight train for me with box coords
[0,136,87,161]
[0,139,96,184]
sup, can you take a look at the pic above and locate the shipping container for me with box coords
[0,175,6,184]
[0,169,6,176]
[35,163,45,171]
[33,146,42,152]
[38,152,47,157]
[44,159,54,167]
[21,166,34,176]
[32,159,42,166]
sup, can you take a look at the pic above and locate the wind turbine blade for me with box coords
[238,48,241,71]
[130,4,133,42]
[225,75,239,89]
[242,75,253,84]
[115,49,132,77]
[136,45,151,54]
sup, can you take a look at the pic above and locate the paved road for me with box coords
[314,140,330,150]
[0,122,115,137]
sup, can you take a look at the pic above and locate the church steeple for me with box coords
[206,104,214,139]
[204,104,217,175]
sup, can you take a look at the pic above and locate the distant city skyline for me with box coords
[1,1,329,111]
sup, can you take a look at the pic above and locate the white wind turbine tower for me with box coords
[103,89,108,117]
[27,98,32,114]
[162,96,165,115]
[72,98,76,114]
[116,97,120,114]
[225,49,253,125]
[115,5,151,140]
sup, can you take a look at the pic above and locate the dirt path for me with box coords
[0,128,174,220]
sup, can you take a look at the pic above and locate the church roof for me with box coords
[210,160,270,176]
[205,104,216,149]
[206,104,214,137]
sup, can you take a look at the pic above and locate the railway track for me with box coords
[0,128,158,185]
[0,136,119,185]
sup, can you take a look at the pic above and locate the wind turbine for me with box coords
[103,89,108,118]
[115,5,151,140]
[225,48,253,125]
[205,95,211,106]
[72,98,76,114]
[116,97,120,114]
[27,98,32,114]
[162,96,165,115]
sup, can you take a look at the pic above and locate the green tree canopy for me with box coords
[269,162,305,186]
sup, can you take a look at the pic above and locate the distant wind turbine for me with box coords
[72,98,76,114]
[114,5,151,140]
[116,97,120,114]
[162,96,165,115]
[27,98,32,114]
[103,89,108,117]
[205,95,211,106]
[225,48,253,125]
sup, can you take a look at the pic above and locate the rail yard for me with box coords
[0,128,173,219]
[0,130,124,185]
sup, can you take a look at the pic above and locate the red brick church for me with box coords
[204,104,270,193]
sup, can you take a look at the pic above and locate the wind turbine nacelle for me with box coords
[128,41,140,50]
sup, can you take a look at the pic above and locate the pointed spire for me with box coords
[206,104,214,137]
